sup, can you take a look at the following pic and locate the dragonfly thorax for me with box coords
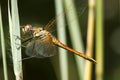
[33,28,51,40]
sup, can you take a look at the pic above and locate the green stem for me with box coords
[96,0,104,80]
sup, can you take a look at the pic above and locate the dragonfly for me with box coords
[20,4,96,63]
[21,23,96,63]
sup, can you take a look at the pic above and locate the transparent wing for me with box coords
[44,17,56,31]
[25,39,57,58]
[44,5,72,31]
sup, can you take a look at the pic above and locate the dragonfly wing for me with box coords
[25,39,57,58]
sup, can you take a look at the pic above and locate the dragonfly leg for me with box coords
[15,43,26,48]
[14,35,27,41]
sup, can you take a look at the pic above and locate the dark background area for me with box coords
[0,0,120,80]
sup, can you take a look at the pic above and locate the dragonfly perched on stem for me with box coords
[21,24,96,63]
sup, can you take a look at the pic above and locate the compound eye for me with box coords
[22,24,32,34]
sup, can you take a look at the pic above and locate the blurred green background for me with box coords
[0,0,120,80]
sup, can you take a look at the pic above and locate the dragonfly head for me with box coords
[21,24,50,39]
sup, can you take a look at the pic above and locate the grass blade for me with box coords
[0,6,8,80]
[63,0,85,80]
[55,0,69,80]
[8,0,23,80]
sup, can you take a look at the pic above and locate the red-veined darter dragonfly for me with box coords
[21,23,96,63]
